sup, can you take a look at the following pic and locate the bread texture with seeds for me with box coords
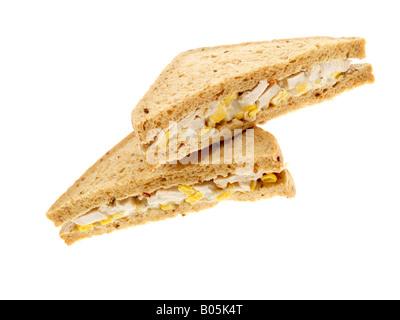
[46,127,288,229]
[131,36,373,164]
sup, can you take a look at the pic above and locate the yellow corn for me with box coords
[261,173,278,184]
[158,130,170,150]
[77,224,94,232]
[193,191,203,200]
[235,111,245,120]
[223,93,238,107]
[216,190,231,201]
[112,212,125,220]
[248,107,260,118]
[295,83,308,95]
[160,203,174,211]
[332,71,342,79]
[270,89,289,106]
[100,217,113,225]
[210,103,226,123]
[178,185,196,196]
[186,191,203,204]
[243,105,257,112]
[250,180,257,191]
[185,197,197,204]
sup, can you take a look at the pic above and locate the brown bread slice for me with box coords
[60,169,294,245]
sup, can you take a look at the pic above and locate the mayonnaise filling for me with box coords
[150,60,353,153]
[72,171,278,230]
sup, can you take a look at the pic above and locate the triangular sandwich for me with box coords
[47,127,295,245]
[131,36,374,167]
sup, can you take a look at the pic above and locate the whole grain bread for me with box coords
[60,169,295,245]
[132,37,370,146]
[47,127,286,227]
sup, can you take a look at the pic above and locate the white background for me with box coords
[1,0,399,300]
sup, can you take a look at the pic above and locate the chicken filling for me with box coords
[150,60,353,154]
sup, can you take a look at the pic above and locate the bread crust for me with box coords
[132,37,368,144]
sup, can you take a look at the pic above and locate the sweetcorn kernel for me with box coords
[193,191,203,200]
[332,71,342,79]
[295,83,308,96]
[185,197,197,204]
[234,111,245,120]
[216,191,231,201]
[77,224,94,232]
[160,203,174,211]
[250,180,257,191]
[100,217,113,225]
[223,93,238,107]
[112,213,125,220]
[186,191,204,204]
[210,103,226,123]
[243,105,257,112]
[270,89,289,106]
[261,173,278,184]
[248,107,260,118]
[178,185,196,196]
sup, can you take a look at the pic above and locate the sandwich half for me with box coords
[46,127,295,245]
[132,36,374,167]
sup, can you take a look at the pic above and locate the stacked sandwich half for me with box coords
[47,36,374,245]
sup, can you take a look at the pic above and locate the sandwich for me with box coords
[131,36,374,167]
[46,127,295,245]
